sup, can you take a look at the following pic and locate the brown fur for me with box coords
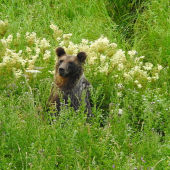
[55,74,69,89]
[47,47,93,117]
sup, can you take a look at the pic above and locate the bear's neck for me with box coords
[55,72,83,90]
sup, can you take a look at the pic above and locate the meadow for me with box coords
[0,0,170,169]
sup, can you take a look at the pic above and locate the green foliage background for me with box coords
[0,0,170,169]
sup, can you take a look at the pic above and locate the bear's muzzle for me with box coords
[59,67,66,76]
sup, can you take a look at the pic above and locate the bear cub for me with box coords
[48,47,93,117]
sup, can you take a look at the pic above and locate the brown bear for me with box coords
[47,47,93,117]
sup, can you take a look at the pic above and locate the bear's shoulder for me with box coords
[75,74,91,89]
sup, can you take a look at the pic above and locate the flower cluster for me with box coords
[25,32,37,45]
[1,35,13,48]
[0,22,52,79]
[50,24,63,40]
[0,21,163,89]
[0,49,25,68]
[89,36,110,53]
[50,24,163,89]
[39,38,50,52]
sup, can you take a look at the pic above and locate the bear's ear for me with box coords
[56,47,66,57]
[77,52,87,63]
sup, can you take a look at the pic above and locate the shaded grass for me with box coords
[106,0,152,41]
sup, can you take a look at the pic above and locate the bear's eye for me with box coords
[69,62,74,67]
[59,60,63,65]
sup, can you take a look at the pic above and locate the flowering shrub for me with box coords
[50,24,162,92]
[0,21,163,90]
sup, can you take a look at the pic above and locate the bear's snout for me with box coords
[59,67,66,76]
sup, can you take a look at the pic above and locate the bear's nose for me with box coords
[59,68,65,73]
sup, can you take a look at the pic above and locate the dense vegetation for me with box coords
[0,0,170,169]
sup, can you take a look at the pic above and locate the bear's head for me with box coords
[55,47,87,77]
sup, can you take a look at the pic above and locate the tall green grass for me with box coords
[0,0,170,169]
[0,0,117,43]
[133,0,170,65]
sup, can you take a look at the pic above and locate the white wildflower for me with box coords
[1,38,7,47]
[134,57,140,63]
[106,43,117,57]
[117,63,124,71]
[10,51,22,65]
[81,39,88,44]
[50,24,63,38]
[157,64,163,71]
[129,67,148,79]
[18,50,22,55]
[100,63,109,74]
[25,47,32,54]
[59,41,64,47]
[28,59,35,65]
[140,56,145,59]
[110,49,126,67]
[35,48,40,56]
[56,37,61,42]
[27,62,34,70]
[152,73,159,80]
[63,33,72,41]
[13,68,22,79]
[16,33,20,40]
[118,109,123,115]
[79,44,89,52]
[32,54,38,61]
[137,84,142,88]
[117,84,124,89]
[143,62,153,70]
[123,72,132,81]
[134,80,139,84]
[39,38,50,51]
[48,70,55,74]
[3,55,11,64]
[49,24,57,30]
[134,66,141,71]
[34,38,40,50]
[87,52,97,65]
[19,58,27,67]
[6,35,13,43]
[100,54,106,63]
[5,48,15,55]
[79,39,89,52]
[147,77,152,82]
[128,50,137,58]
[88,57,96,65]
[25,32,36,45]
[110,43,117,49]
[43,50,51,60]
[26,70,41,73]
[138,62,143,67]
[64,42,78,55]
[90,36,109,53]
[117,92,123,97]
